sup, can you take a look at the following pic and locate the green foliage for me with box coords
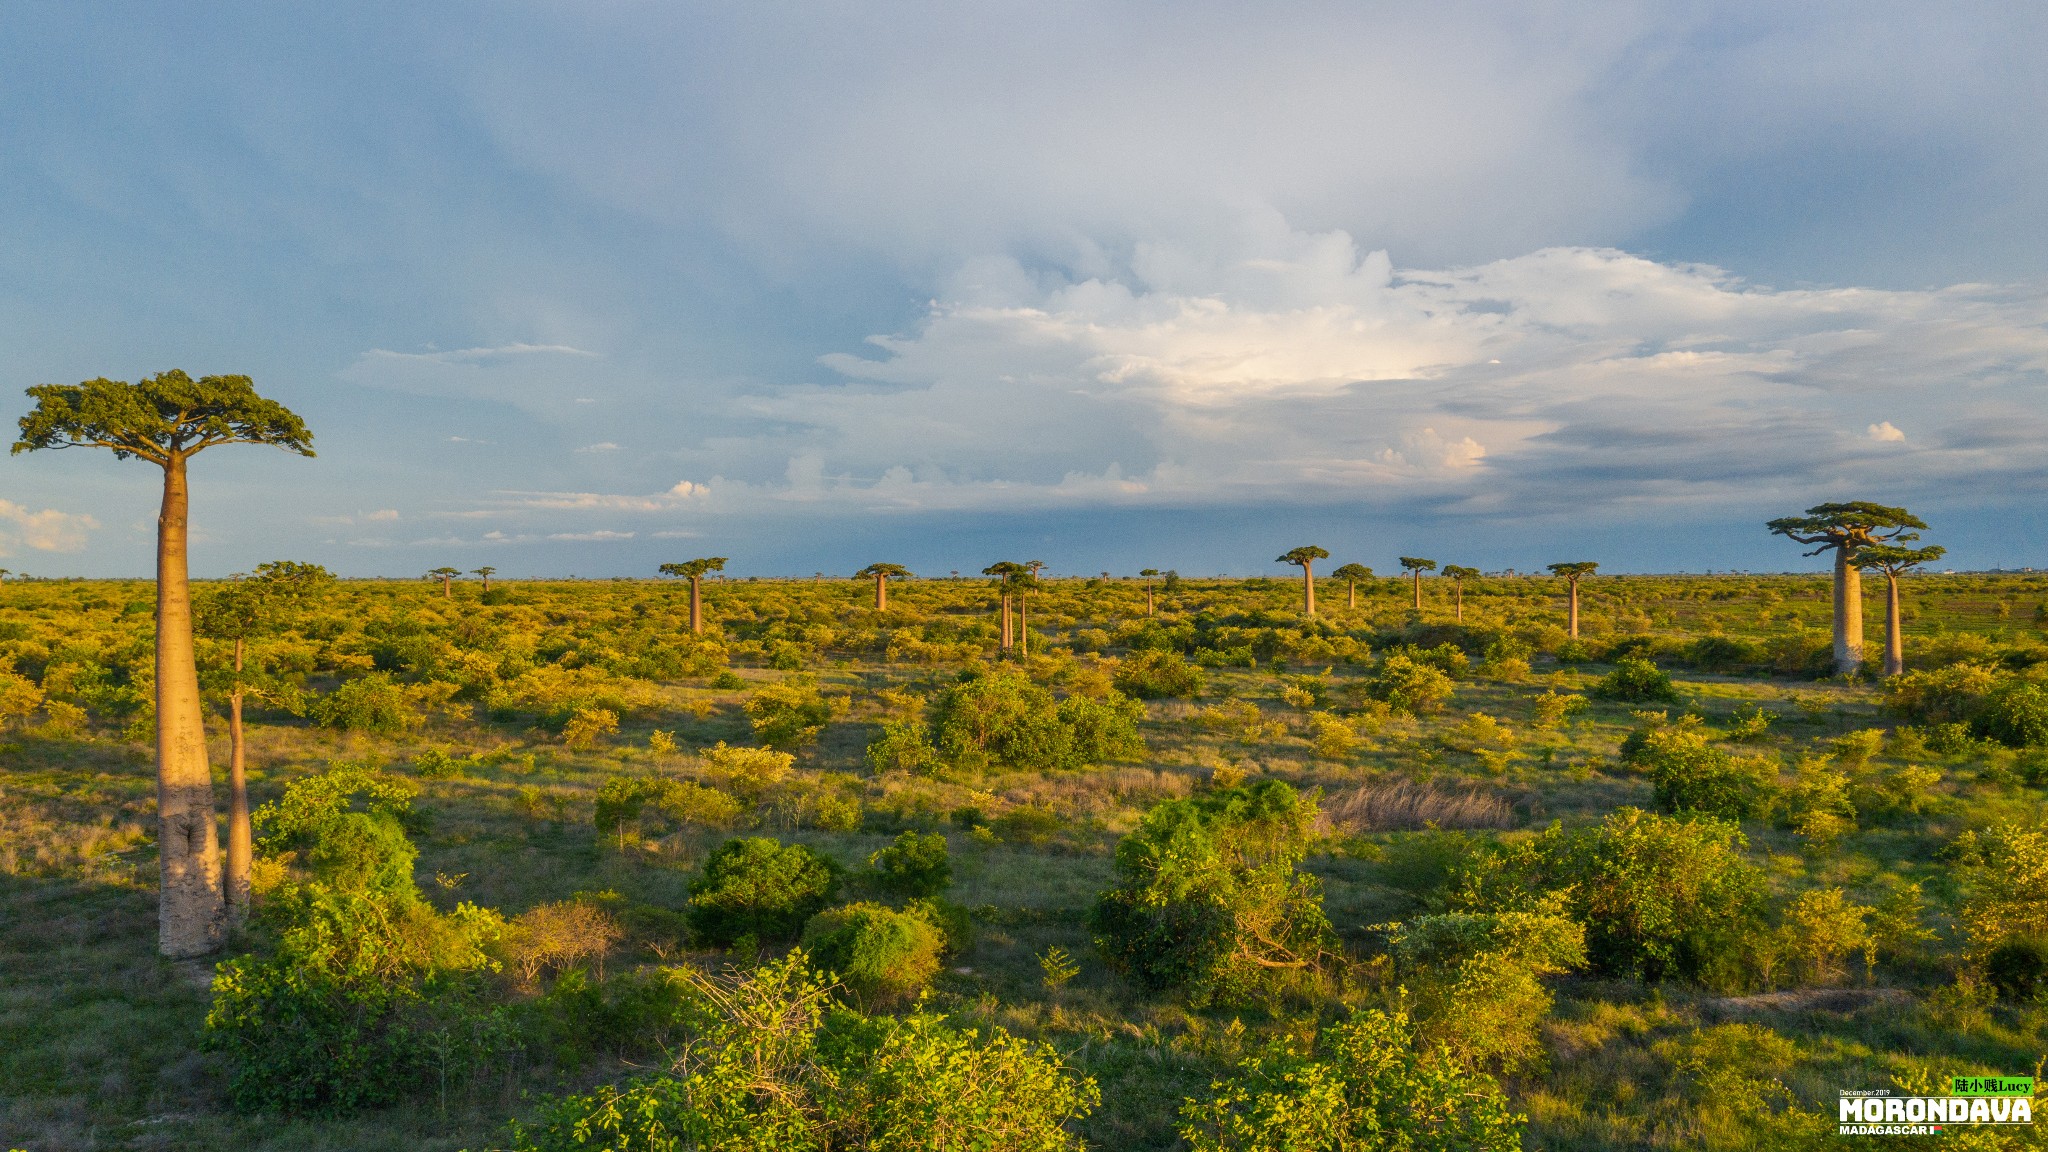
[867,718,942,775]
[206,768,508,1113]
[1385,908,1586,1072]
[310,671,424,733]
[868,830,952,899]
[802,901,946,1005]
[1093,781,1333,1004]
[1460,808,1768,988]
[1976,680,2048,748]
[14,370,315,462]
[509,953,1096,1152]
[1593,655,1680,703]
[594,775,744,847]
[688,837,842,947]
[1622,715,1778,820]
[1364,653,1454,715]
[1950,824,2048,996]
[746,679,833,750]
[1114,650,1205,699]
[1178,1008,1523,1152]
[930,670,1145,772]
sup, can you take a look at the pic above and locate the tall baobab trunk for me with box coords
[874,575,888,612]
[998,591,1013,651]
[689,577,704,634]
[1302,563,1316,617]
[1146,585,1154,616]
[156,456,224,957]
[1411,572,1423,611]
[225,636,251,918]
[1832,549,1864,675]
[441,574,452,598]
[1882,570,1904,677]
[1453,583,1464,623]
[1567,580,1581,639]
[1347,581,1356,610]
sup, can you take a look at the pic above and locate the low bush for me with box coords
[1364,654,1454,716]
[1178,1008,1523,1152]
[801,901,946,1006]
[1593,656,1679,703]
[687,837,841,947]
[745,679,832,750]
[1113,649,1205,699]
[310,672,424,733]
[867,830,951,899]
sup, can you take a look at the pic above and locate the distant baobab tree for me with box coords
[15,370,313,958]
[856,562,912,611]
[1857,542,1946,676]
[471,566,496,592]
[1278,546,1329,616]
[982,562,1026,651]
[1330,563,1374,610]
[426,567,461,598]
[1021,561,1047,656]
[1441,565,1480,622]
[1399,557,1437,611]
[1546,562,1599,639]
[1768,502,1927,675]
[659,557,728,634]
[197,560,332,919]
[1139,568,1160,616]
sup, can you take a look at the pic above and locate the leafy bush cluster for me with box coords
[929,670,1145,772]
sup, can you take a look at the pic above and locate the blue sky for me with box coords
[3,2,2045,579]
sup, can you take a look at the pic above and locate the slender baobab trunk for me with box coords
[1302,563,1316,617]
[1453,583,1464,622]
[874,575,888,612]
[1412,572,1423,611]
[1882,571,1904,677]
[1145,585,1154,616]
[1566,579,1581,639]
[689,576,704,634]
[156,455,224,957]
[998,592,1013,651]
[225,636,251,919]
[1832,548,1864,675]
[440,574,452,599]
[1347,581,1356,610]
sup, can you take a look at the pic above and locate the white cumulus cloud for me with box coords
[0,501,99,556]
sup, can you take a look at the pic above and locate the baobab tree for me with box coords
[1857,542,1946,676]
[1441,565,1479,622]
[1139,568,1160,616]
[14,370,313,957]
[1021,561,1047,655]
[196,560,332,918]
[1767,502,1927,675]
[471,566,496,592]
[1330,563,1374,610]
[1546,562,1598,639]
[982,561,1025,652]
[856,562,911,611]
[659,557,728,634]
[426,567,461,598]
[1399,557,1437,611]
[1278,545,1329,617]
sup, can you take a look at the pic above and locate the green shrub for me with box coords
[508,954,1096,1152]
[687,837,841,947]
[929,671,1144,772]
[1593,656,1679,703]
[1365,653,1455,716]
[1092,781,1333,1005]
[1384,908,1586,1072]
[1687,634,1766,672]
[745,679,832,750]
[1178,1008,1523,1152]
[802,902,946,1006]
[1114,650,1205,699]
[310,672,424,733]
[866,719,941,774]
[1622,716,1777,820]
[205,768,510,1113]
[868,830,951,899]
[1975,680,2048,748]
[1885,662,1998,726]
[1459,808,1767,988]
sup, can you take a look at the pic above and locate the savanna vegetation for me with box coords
[2,381,2044,1150]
